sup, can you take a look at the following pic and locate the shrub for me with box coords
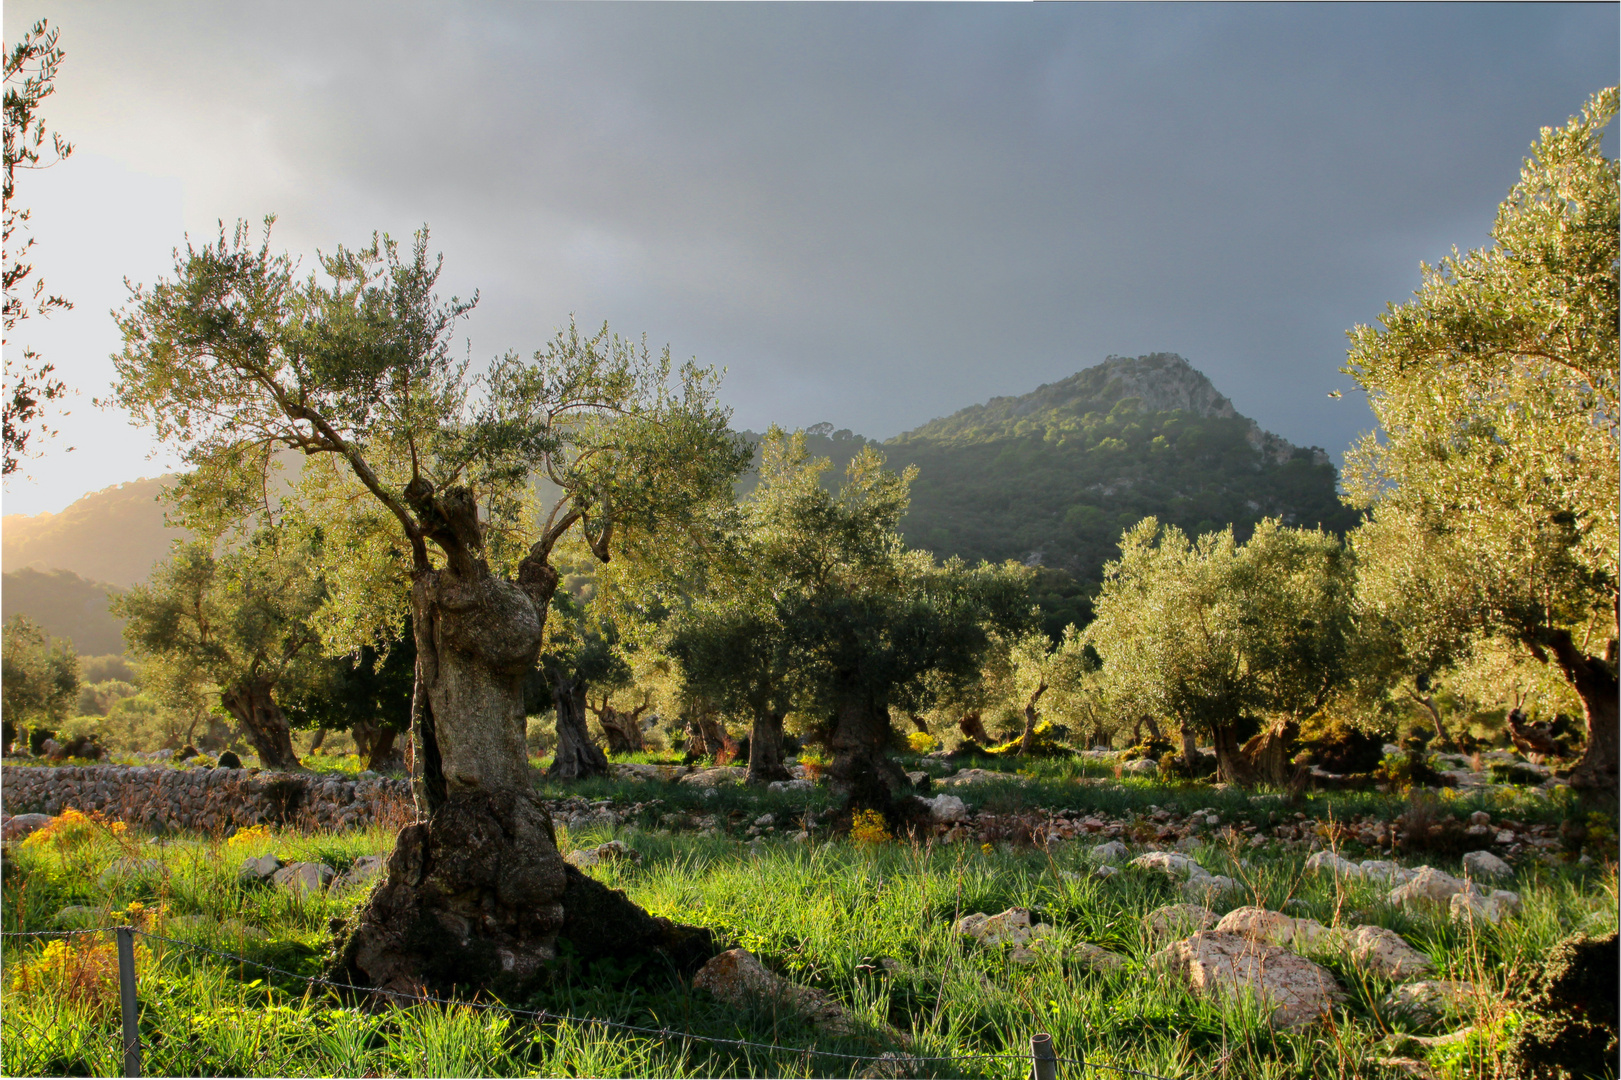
[907,731,939,754]
[8,937,152,1011]
[849,810,892,844]
[20,808,126,852]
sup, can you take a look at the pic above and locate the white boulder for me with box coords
[1449,889,1521,925]
[564,840,641,870]
[923,794,970,823]
[1461,851,1512,882]
[270,861,335,894]
[1131,851,1210,881]
[1090,840,1130,863]
[1215,906,1333,951]
[1153,931,1344,1029]
[1144,903,1218,943]
[1343,925,1432,981]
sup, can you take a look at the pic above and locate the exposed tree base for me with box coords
[827,750,931,836]
[332,788,714,998]
[746,712,792,785]
[548,673,609,781]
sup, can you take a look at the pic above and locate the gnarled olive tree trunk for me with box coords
[1545,630,1619,798]
[334,487,712,997]
[548,671,609,780]
[219,681,300,769]
[747,710,792,784]
[827,696,926,829]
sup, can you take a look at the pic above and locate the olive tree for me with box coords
[1343,88,1618,795]
[116,533,322,769]
[1,614,79,750]
[1088,517,1355,785]
[113,220,744,995]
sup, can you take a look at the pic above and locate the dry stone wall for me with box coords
[0,764,414,833]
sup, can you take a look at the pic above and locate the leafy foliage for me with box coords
[1,613,79,731]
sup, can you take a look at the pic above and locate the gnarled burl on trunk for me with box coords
[333,484,712,996]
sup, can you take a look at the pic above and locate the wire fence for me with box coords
[0,926,1184,1080]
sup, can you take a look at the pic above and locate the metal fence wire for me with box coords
[0,926,1183,1080]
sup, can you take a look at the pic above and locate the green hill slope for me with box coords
[1,567,126,656]
[2,476,187,587]
[745,353,1358,632]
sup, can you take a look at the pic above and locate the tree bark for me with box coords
[591,697,647,756]
[1180,725,1199,770]
[1019,682,1049,755]
[747,710,792,784]
[828,696,922,826]
[958,710,992,746]
[308,727,328,753]
[1407,689,1456,752]
[1142,715,1164,743]
[219,680,300,770]
[1240,718,1303,789]
[547,671,609,780]
[334,484,713,997]
[1210,721,1257,786]
[1541,628,1619,797]
[365,726,405,773]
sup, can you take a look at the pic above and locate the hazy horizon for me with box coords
[2,2,1614,516]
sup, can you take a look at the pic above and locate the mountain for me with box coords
[2,475,188,587]
[744,353,1358,632]
[1,567,126,657]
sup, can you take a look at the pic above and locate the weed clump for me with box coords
[1502,930,1619,1079]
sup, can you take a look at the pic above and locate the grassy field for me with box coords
[2,768,1614,1079]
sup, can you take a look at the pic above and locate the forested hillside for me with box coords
[741,354,1358,630]
[2,476,186,586]
[0,567,125,655]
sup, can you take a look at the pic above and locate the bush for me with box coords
[1503,931,1619,1080]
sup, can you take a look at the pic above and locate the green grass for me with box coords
[2,778,1613,1079]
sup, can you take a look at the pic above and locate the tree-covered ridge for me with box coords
[740,354,1358,630]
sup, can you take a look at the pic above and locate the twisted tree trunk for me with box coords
[220,680,300,770]
[828,696,924,828]
[334,485,712,997]
[1542,628,1619,798]
[592,696,647,755]
[747,710,792,784]
[548,671,609,779]
[1018,682,1049,755]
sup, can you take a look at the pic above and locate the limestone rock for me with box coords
[939,768,1018,787]
[693,948,857,1033]
[271,861,335,894]
[239,854,283,883]
[2,813,53,841]
[1304,851,1363,877]
[1144,903,1217,943]
[1359,860,1416,884]
[336,854,387,891]
[1121,759,1158,777]
[1090,840,1129,863]
[1131,851,1209,881]
[1389,866,1479,909]
[767,778,815,792]
[1215,906,1333,951]
[1344,925,1431,981]
[1183,874,1240,904]
[923,794,969,823]
[679,766,748,787]
[1069,942,1129,973]
[956,907,1054,948]
[1154,931,1345,1029]
[564,840,641,870]
[1384,980,1475,1025]
[1461,850,1512,882]
[1449,889,1521,925]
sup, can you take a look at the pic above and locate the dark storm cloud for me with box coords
[3,2,1615,513]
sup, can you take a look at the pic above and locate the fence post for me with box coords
[115,926,141,1078]
[1030,1032,1057,1080]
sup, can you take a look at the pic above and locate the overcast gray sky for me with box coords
[2,1,1614,516]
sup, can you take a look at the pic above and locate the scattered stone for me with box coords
[923,794,969,823]
[694,948,863,1035]
[1068,942,1129,973]
[1388,867,1480,910]
[1343,925,1432,981]
[1449,889,1521,925]
[1359,860,1415,884]
[1121,759,1158,777]
[753,814,775,828]
[238,853,283,882]
[1131,851,1209,881]
[1092,864,1120,881]
[1182,875,1240,904]
[1173,835,1202,853]
[938,768,1019,787]
[270,861,335,894]
[564,840,641,870]
[679,766,749,787]
[1304,850,1363,877]
[1143,903,1217,943]
[1090,840,1129,863]
[1461,850,1512,882]
[336,854,387,891]
[1384,980,1475,1025]
[956,908,1053,948]
[767,779,814,792]
[1215,907,1333,951]
[1154,931,1345,1029]
[1468,811,1491,826]
[2,813,53,840]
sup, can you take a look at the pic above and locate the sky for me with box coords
[2,2,1615,516]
